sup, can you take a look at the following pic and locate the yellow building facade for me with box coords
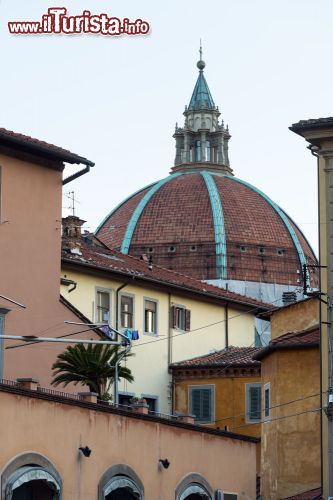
[61,220,269,414]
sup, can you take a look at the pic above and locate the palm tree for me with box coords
[51,343,134,400]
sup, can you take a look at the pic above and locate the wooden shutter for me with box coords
[249,385,261,420]
[191,389,202,419]
[185,309,191,331]
[190,387,212,422]
[201,388,211,421]
[171,306,177,328]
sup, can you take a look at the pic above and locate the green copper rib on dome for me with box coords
[214,173,307,271]
[201,171,227,279]
[188,71,215,110]
[95,181,157,235]
[121,173,183,254]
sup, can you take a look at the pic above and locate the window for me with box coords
[96,290,111,324]
[144,299,157,334]
[118,393,135,407]
[189,385,214,423]
[121,295,134,329]
[195,140,201,161]
[246,383,261,423]
[172,305,191,331]
[141,395,158,413]
[264,383,270,421]
[258,246,265,255]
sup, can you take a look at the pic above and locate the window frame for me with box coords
[188,384,215,424]
[245,383,262,424]
[141,393,159,413]
[95,287,112,326]
[119,293,135,329]
[143,297,158,335]
[172,304,191,332]
[264,382,270,421]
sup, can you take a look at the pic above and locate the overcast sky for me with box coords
[1,0,332,254]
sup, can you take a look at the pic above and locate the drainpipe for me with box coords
[168,293,174,414]
[225,302,229,348]
[310,145,324,492]
[114,282,129,404]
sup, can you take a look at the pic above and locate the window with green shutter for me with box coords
[246,383,261,423]
[189,385,214,423]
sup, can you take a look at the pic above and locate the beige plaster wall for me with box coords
[0,154,100,389]
[0,390,257,499]
[260,348,321,499]
[270,298,318,340]
[61,270,256,412]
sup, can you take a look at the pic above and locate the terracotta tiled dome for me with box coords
[96,170,317,286]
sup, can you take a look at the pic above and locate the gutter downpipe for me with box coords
[225,302,229,348]
[168,292,175,414]
[310,145,323,492]
[114,282,130,404]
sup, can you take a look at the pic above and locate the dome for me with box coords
[96,50,318,299]
[96,170,317,287]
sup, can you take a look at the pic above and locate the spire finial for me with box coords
[197,40,205,71]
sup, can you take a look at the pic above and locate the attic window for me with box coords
[168,246,176,253]
[277,249,285,256]
[190,245,197,252]
[240,245,246,252]
[258,247,265,255]
[147,247,154,253]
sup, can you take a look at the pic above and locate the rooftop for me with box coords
[253,326,319,361]
[62,233,271,312]
[170,346,261,369]
[0,127,94,167]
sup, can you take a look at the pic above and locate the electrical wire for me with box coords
[2,293,285,352]
[230,406,321,431]
[211,391,322,426]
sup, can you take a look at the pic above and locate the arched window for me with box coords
[175,474,213,500]
[2,453,62,500]
[98,465,144,500]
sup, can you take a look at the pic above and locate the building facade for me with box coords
[254,298,320,499]
[0,379,259,499]
[61,218,269,413]
[0,128,102,389]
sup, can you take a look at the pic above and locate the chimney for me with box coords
[62,216,86,255]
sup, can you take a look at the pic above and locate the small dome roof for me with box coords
[96,170,317,286]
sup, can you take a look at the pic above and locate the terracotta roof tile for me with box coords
[61,236,271,311]
[0,127,94,166]
[170,346,262,369]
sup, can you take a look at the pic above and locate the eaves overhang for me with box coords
[61,257,270,315]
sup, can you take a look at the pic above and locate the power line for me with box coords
[3,293,285,352]
[230,406,321,431]
[212,391,322,426]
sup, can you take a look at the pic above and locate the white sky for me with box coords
[1,0,331,254]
